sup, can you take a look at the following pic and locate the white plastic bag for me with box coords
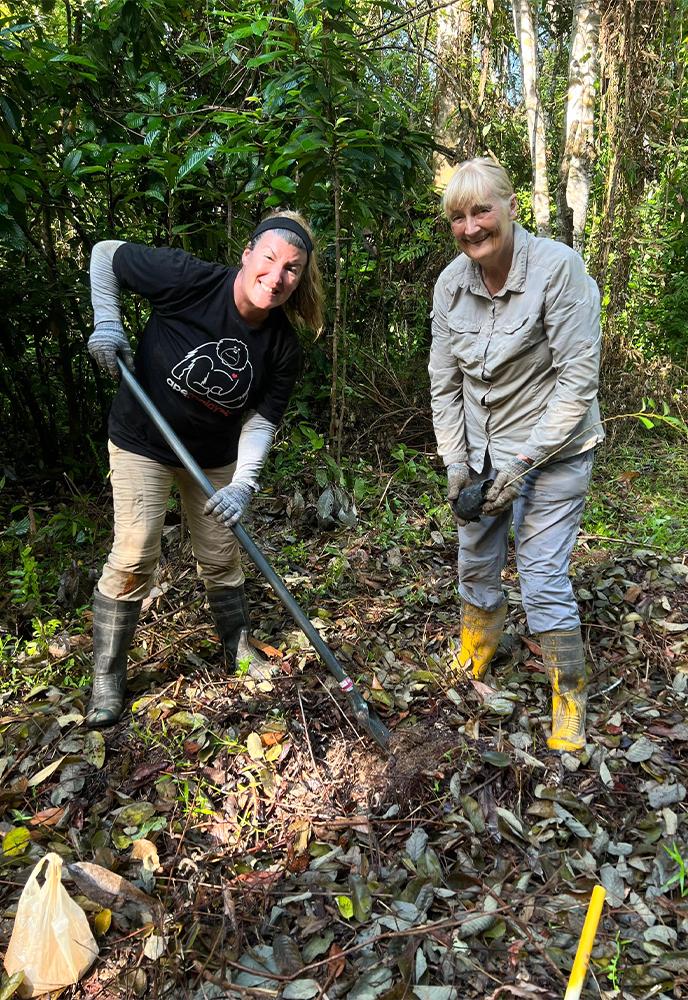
[4,852,99,997]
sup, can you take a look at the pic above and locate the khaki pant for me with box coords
[98,441,243,601]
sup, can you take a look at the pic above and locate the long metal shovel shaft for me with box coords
[117,359,390,750]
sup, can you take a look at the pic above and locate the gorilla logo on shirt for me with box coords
[170,338,253,411]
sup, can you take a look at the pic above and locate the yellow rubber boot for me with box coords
[454,601,507,680]
[541,628,587,752]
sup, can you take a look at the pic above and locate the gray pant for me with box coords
[98,441,243,601]
[458,450,594,633]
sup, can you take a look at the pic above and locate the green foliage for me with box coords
[582,438,688,553]
[604,930,632,991]
[662,841,688,897]
[0,0,433,469]
[7,544,40,606]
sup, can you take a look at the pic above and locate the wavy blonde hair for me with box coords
[249,210,324,333]
[442,157,515,219]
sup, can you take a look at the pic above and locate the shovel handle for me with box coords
[564,885,606,1000]
[116,359,390,750]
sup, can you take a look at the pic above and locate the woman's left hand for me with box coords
[482,456,532,515]
[204,480,255,527]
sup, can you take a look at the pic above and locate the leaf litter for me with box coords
[1,500,687,1000]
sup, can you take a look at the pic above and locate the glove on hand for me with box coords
[446,462,472,527]
[482,456,532,515]
[204,480,255,527]
[87,322,134,379]
[446,462,471,500]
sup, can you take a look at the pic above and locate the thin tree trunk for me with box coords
[512,0,551,235]
[41,206,81,447]
[559,0,601,250]
[477,2,492,114]
[329,165,342,449]
[434,0,473,186]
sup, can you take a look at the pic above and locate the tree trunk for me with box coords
[512,0,551,235]
[329,165,343,449]
[559,0,601,250]
[434,0,474,187]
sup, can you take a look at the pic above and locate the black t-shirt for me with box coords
[108,243,303,468]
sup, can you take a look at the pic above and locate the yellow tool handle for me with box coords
[564,885,606,1000]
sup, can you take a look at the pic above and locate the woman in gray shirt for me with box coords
[429,158,603,753]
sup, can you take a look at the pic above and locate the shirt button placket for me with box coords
[483,303,496,447]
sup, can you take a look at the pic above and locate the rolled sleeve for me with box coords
[428,282,469,466]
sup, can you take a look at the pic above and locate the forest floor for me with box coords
[1,437,687,1000]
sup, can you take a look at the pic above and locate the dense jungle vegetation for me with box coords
[1,2,688,998]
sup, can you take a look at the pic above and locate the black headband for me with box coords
[250,217,313,256]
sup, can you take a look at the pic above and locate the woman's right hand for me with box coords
[446,462,471,501]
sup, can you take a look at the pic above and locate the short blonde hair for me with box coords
[442,157,514,218]
[250,210,324,333]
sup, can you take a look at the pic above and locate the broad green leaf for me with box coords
[481,750,511,768]
[350,873,373,922]
[175,148,215,183]
[271,175,297,193]
[167,711,207,730]
[50,54,98,69]
[0,971,25,999]
[302,929,334,961]
[461,794,486,834]
[2,826,30,858]
[116,802,156,828]
[0,96,18,132]
[336,894,354,919]
[63,150,82,175]
[246,50,290,68]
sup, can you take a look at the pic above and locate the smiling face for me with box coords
[234,234,307,324]
[449,193,518,278]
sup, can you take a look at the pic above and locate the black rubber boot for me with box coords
[207,585,271,677]
[85,590,142,729]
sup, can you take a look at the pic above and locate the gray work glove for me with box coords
[204,480,255,527]
[87,322,134,379]
[447,462,471,526]
[482,456,532,515]
[447,462,471,500]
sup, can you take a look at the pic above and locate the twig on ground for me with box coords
[297,686,321,780]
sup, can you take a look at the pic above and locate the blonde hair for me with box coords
[250,210,324,333]
[442,157,515,218]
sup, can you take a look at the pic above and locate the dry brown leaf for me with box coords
[28,805,65,827]
[67,861,162,924]
[520,636,542,656]
[327,942,346,980]
[131,838,161,871]
[249,637,282,658]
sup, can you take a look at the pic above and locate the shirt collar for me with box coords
[503,223,530,293]
[454,222,531,297]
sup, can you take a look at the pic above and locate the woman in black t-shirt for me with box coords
[86,212,323,728]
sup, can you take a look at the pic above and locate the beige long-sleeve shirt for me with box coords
[428,223,604,470]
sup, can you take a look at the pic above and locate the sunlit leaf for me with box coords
[2,827,30,858]
[336,895,354,919]
[94,907,111,936]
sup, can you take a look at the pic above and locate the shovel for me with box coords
[117,358,390,751]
